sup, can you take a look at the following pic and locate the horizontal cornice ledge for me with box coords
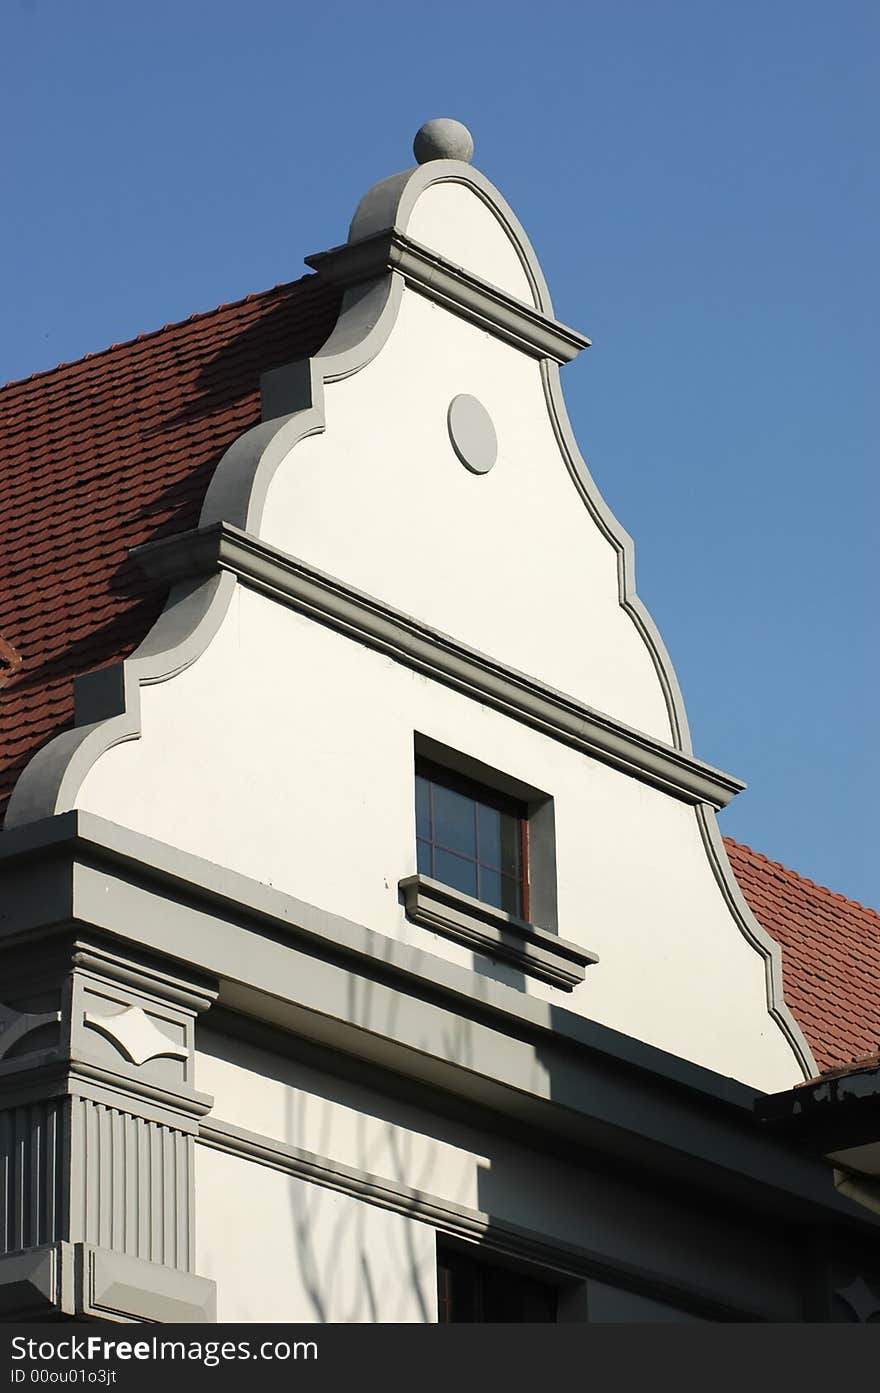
[134,522,744,810]
[195,1117,773,1322]
[306,230,590,364]
[4,809,873,1223]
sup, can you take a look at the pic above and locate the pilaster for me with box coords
[0,934,217,1321]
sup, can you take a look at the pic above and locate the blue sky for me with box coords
[2,1,877,906]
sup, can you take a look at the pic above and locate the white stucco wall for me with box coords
[77,581,799,1091]
[70,169,804,1091]
[192,1028,805,1322]
[405,181,538,303]
[195,1145,437,1323]
[261,288,671,743]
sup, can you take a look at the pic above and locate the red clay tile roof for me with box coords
[724,838,880,1075]
[1,280,877,1075]
[0,274,340,819]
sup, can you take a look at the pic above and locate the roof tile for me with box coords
[724,837,880,1073]
[1,274,341,815]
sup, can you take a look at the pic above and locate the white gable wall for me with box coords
[260,290,671,741]
[196,1145,438,1323]
[69,166,805,1091]
[406,181,539,301]
[77,581,798,1090]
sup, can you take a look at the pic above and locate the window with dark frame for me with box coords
[437,1246,558,1323]
[415,758,529,919]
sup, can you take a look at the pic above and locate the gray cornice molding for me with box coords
[345,162,553,310]
[0,812,767,1114]
[306,230,590,364]
[134,520,744,811]
[0,1056,213,1132]
[71,940,218,1017]
[398,874,598,990]
[0,813,838,1210]
[197,1115,769,1323]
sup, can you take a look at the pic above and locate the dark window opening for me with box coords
[437,1246,557,1323]
[415,759,528,918]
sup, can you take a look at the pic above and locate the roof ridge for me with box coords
[723,835,878,918]
[0,274,316,395]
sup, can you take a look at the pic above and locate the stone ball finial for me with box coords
[413,118,474,165]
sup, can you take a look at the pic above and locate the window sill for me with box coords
[398,875,598,991]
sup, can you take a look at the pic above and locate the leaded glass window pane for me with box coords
[415,761,526,917]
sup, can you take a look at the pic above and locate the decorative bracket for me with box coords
[0,1003,61,1061]
[835,1276,880,1323]
[83,1005,189,1067]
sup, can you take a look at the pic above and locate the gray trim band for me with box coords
[80,1244,216,1323]
[0,1246,61,1318]
[0,1057,212,1132]
[306,230,590,363]
[0,813,847,1221]
[0,811,754,1114]
[134,520,744,811]
[197,1116,772,1322]
[399,874,598,990]
[694,806,816,1081]
[0,1243,216,1323]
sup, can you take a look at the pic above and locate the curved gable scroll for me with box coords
[200,156,693,752]
[3,137,816,1088]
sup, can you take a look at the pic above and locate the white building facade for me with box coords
[1,121,877,1324]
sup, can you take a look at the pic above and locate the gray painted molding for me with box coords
[3,154,679,839]
[306,229,589,363]
[0,1246,61,1318]
[0,933,217,1308]
[0,1003,60,1061]
[0,814,837,1206]
[5,574,235,830]
[0,1243,216,1323]
[79,1244,216,1323]
[399,874,598,989]
[82,1005,189,1067]
[0,1057,212,1133]
[196,1116,774,1322]
[70,1100,194,1271]
[2,269,403,833]
[0,155,813,1079]
[447,393,498,474]
[132,520,744,810]
[0,812,757,1114]
[834,1275,880,1322]
[342,161,691,750]
[694,805,816,1081]
[0,1097,66,1255]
